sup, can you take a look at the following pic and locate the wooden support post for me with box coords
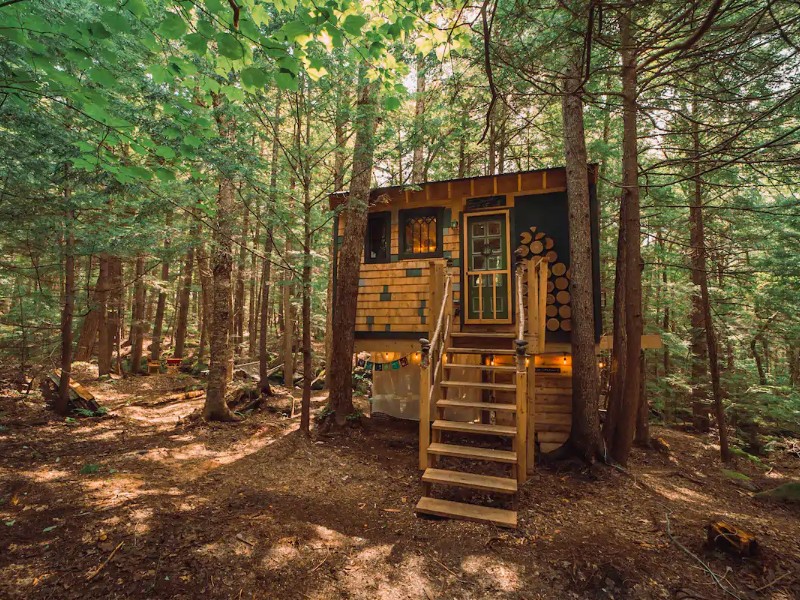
[538,260,548,353]
[526,354,536,475]
[419,337,431,470]
[527,258,538,349]
[515,339,528,483]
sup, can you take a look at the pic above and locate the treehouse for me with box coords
[330,165,601,528]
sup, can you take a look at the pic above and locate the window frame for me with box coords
[364,210,392,264]
[398,207,444,260]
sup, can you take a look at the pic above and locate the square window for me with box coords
[364,212,391,264]
[398,208,443,258]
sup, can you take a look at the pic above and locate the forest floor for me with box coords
[1,366,799,600]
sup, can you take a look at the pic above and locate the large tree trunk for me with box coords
[204,95,238,422]
[327,72,378,425]
[173,244,195,359]
[56,203,75,416]
[603,9,642,466]
[325,90,348,389]
[561,56,603,462]
[129,255,146,375]
[196,243,213,364]
[150,236,170,361]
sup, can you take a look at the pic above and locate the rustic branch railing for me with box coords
[514,255,529,483]
[419,260,452,469]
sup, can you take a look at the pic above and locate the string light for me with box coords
[562,353,568,365]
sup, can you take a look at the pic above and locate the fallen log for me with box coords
[706,520,758,557]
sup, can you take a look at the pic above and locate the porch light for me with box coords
[562,353,568,365]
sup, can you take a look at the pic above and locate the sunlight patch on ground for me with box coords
[339,546,436,600]
[262,537,302,568]
[461,554,521,592]
[312,523,366,549]
[18,467,71,483]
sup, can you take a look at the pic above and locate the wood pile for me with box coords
[517,226,571,332]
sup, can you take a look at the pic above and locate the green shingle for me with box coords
[406,268,423,277]
[380,292,391,301]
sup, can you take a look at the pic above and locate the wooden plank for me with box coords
[516,367,527,483]
[415,497,517,529]
[432,419,516,437]
[446,348,517,355]
[419,361,431,470]
[437,399,516,412]
[535,403,573,414]
[440,380,516,391]
[427,442,517,463]
[422,468,517,494]
[444,363,517,373]
[536,386,571,395]
[537,422,571,433]
[535,413,571,425]
[537,431,569,443]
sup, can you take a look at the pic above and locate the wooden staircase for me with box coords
[414,258,548,528]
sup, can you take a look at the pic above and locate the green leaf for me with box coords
[241,67,267,91]
[251,4,269,26]
[342,14,367,37]
[148,65,172,84]
[183,135,202,148]
[277,56,299,75]
[88,22,112,39]
[281,20,310,42]
[80,464,100,475]
[216,32,244,60]
[101,11,128,33]
[221,85,245,101]
[274,71,298,91]
[155,168,176,182]
[158,13,188,39]
[155,146,176,159]
[185,33,208,55]
[197,20,216,37]
[126,0,149,18]
[42,525,58,533]
[383,96,401,111]
[87,67,116,88]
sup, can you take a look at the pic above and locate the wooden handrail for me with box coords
[426,274,452,366]
[515,256,526,343]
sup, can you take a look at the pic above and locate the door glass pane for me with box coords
[466,215,508,321]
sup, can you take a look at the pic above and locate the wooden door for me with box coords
[463,210,512,324]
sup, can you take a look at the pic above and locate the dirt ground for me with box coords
[1,367,799,600]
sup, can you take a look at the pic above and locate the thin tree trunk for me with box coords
[173,243,195,359]
[301,87,313,432]
[233,203,248,356]
[196,243,213,364]
[97,255,112,376]
[56,199,75,415]
[129,255,146,374]
[248,202,260,357]
[150,236,170,361]
[327,71,378,425]
[561,56,602,462]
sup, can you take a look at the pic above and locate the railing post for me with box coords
[419,337,431,470]
[515,339,528,483]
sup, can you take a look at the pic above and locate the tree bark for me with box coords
[129,255,146,374]
[233,202,248,356]
[74,260,102,362]
[56,200,75,416]
[411,54,426,184]
[301,93,313,432]
[327,71,378,425]
[196,243,213,364]
[173,243,195,359]
[561,56,603,462]
[96,255,112,376]
[204,94,238,421]
[603,8,642,467]
[150,236,170,361]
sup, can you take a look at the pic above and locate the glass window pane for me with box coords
[488,221,501,236]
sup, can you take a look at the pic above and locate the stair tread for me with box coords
[427,442,517,463]
[432,419,516,436]
[451,332,516,339]
[422,468,518,494]
[441,380,516,391]
[444,363,517,372]
[446,348,518,355]
[416,497,517,528]
[437,399,517,412]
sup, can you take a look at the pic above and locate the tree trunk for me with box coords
[56,203,75,415]
[97,255,112,376]
[561,56,603,462]
[233,202,248,356]
[150,237,170,361]
[603,8,642,467]
[74,261,102,362]
[204,96,238,422]
[634,351,650,445]
[691,101,730,460]
[196,243,213,364]
[248,203,260,357]
[129,255,146,374]
[411,54,426,184]
[173,244,195,359]
[327,71,378,425]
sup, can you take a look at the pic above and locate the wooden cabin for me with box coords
[330,166,601,528]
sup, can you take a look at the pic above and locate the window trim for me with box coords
[364,211,392,264]
[398,207,444,260]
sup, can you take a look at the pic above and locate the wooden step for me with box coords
[437,399,516,412]
[446,348,518,355]
[536,386,572,395]
[441,380,516,391]
[444,363,516,373]
[416,497,517,528]
[422,468,518,494]
[427,442,517,463]
[432,419,516,437]
[451,332,516,339]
